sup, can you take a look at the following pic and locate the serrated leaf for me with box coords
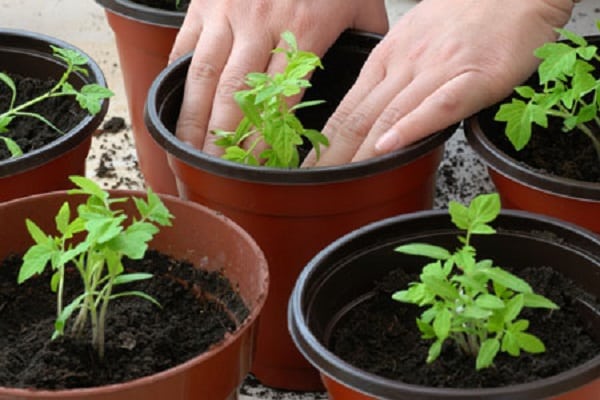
[535,42,578,83]
[495,99,547,150]
[449,200,470,230]
[77,84,113,115]
[421,274,459,301]
[470,193,501,224]
[19,243,53,283]
[416,318,436,339]
[55,202,71,234]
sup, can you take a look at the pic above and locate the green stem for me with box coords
[576,122,600,161]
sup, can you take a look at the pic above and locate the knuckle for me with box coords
[216,73,247,101]
[187,61,220,83]
[338,110,372,144]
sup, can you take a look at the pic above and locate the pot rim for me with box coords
[0,28,109,178]
[289,208,600,400]
[144,30,456,185]
[0,189,269,398]
[463,34,600,202]
[95,0,185,28]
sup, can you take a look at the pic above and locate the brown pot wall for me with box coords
[0,190,269,399]
[145,30,456,390]
[96,0,182,195]
[0,29,109,202]
[289,210,600,400]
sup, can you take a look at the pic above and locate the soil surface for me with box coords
[130,0,190,11]
[485,109,600,183]
[0,250,248,389]
[330,266,599,389]
[0,73,87,161]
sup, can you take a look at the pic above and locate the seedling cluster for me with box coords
[213,31,329,168]
[495,21,600,161]
[18,176,174,360]
[0,46,113,158]
[392,193,558,370]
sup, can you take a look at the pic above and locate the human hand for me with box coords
[169,0,388,155]
[303,0,574,167]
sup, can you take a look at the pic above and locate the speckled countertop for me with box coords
[1,0,598,398]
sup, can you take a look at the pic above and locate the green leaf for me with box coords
[421,274,459,301]
[109,290,161,308]
[112,272,153,286]
[0,72,16,109]
[476,338,500,370]
[501,331,521,356]
[395,243,452,260]
[522,292,559,309]
[426,339,444,364]
[55,202,71,234]
[19,243,53,283]
[77,84,113,115]
[481,267,532,294]
[469,193,501,224]
[475,294,506,310]
[556,28,588,47]
[503,294,525,322]
[449,200,470,230]
[0,136,23,157]
[53,293,85,338]
[515,332,546,353]
[69,175,108,200]
[494,99,547,151]
[433,308,452,340]
[416,318,436,339]
[535,42,578,83]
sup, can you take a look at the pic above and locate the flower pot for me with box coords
[95,0,184,195]
[0,29,109,202]
[464,35,600,234]
[289,209,600,400]
[144,29,456,390]
[0,189,269,399]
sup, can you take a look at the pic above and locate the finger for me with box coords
[374,71,491,156]
[350,66,454,161]
[175,25,233,150]
[203,34,274,155]
[169,14,202,64]
[305,57,411,167]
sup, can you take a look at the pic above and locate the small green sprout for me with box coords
[18,176,174,360]
[495,21,600,161]
[0,46,114,158]
[213,31,329,168]
[392,193,559,370]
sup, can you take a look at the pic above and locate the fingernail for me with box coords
[375,130,397,153]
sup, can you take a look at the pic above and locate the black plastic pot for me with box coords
[464,35,600,234]
[289,209,600,400]
[0,29,109,202]
[95,0,185,195]
[145,29,457,390]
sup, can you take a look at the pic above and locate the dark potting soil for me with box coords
[0,73,87,161]
[330,266,600,389]
[0,250,249,390]
[487,116,600,183]
[130,0,190,12]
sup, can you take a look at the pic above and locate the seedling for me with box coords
[213,31,329,168]
[18,176,174,360]
[392,193,559,370]
[495,21,600,161]
[0,46,113,158]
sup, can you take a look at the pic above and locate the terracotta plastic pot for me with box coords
[95,0,183,195]
[144,30,456,390]
[0,29,109,202]
[289,209,600,400]
[0,189,269,400]
[464,35,600,234]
